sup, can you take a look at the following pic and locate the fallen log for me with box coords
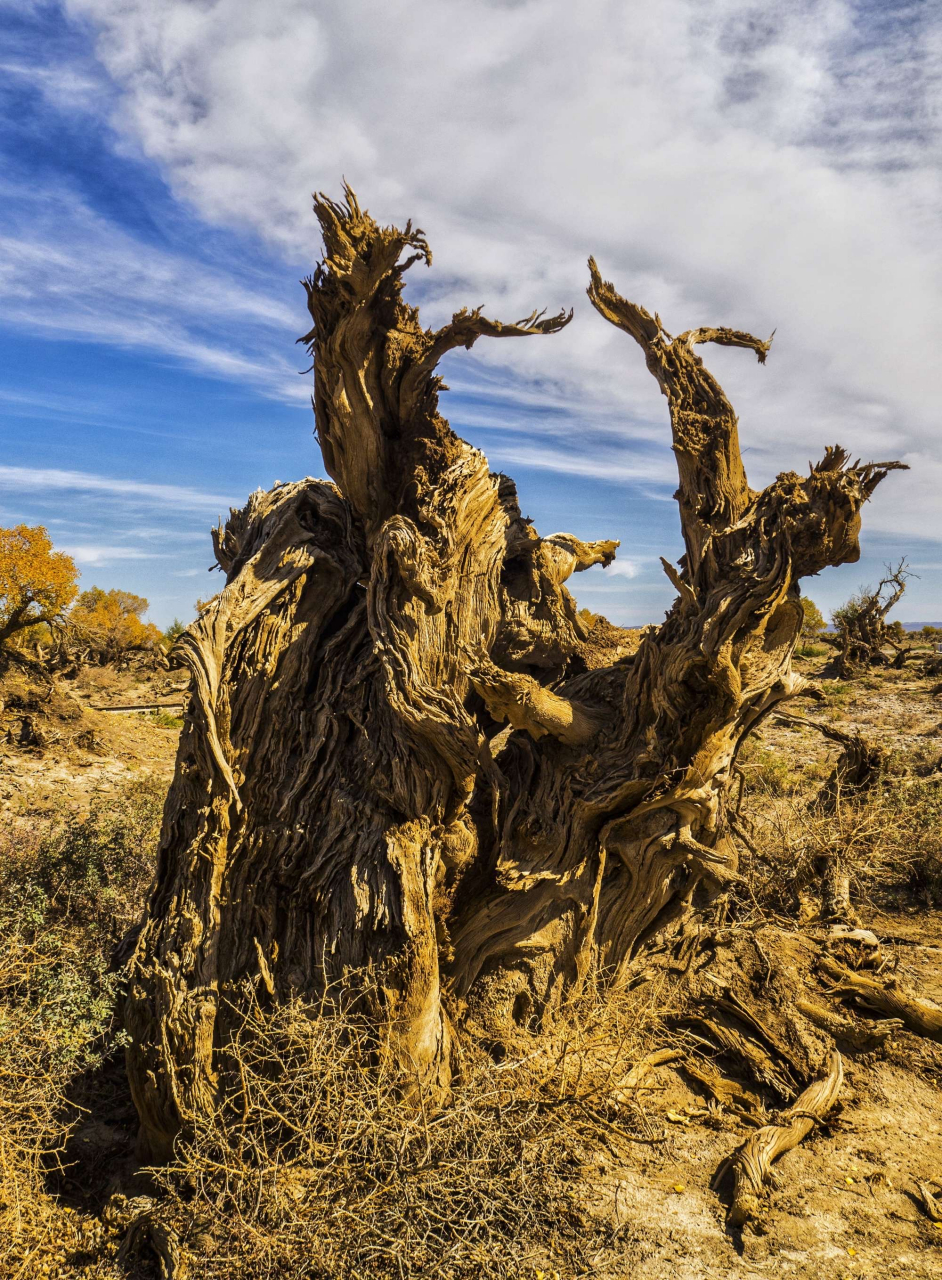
[89,702,186,713]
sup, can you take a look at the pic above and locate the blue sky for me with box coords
[1,0,939,627]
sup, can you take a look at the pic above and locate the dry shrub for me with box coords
[149,977,665,1280]
[29,779,163,946]
[736,764,942,915]
[0,780,163,1277]
[0,927,117,1276]
[0,776,668,1278]
[736,737,800,796]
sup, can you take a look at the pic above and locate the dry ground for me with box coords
[0,661,183,817]
[0,652,940,1279]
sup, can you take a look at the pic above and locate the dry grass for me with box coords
[0,781,162,1278]
[145,977,666,1280]
[0,929,118,1277]
[0,694,939,1277]
[0,780,671,1279]
[735,760,942,916]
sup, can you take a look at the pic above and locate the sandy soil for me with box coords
[587,935,942,1279]
[0,661,183,818]
[573,650,942,1277]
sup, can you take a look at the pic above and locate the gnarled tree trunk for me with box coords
[825,559,912,676]
[124,188,900,1160]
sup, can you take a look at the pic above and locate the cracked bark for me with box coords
[124,188,901,1160]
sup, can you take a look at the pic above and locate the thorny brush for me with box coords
[1,736,940,1275]
[0,780,678,1279]
[0,781,162,1277]
[149,974,671,1279]
[734,750,942,915]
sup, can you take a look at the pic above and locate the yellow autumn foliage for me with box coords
[68,586,163,662]
[0,524,78,648]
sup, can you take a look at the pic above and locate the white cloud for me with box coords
[598,559,642,581]
[61,2,940,477]
[487,441,674,487]
[0,465,234,511]
[0,190,308,400]
[574,558,646,598]
[0,59,106,112]
[58,543,168,565]
[1,0,935,575]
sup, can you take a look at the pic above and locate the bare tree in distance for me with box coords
[825,559,915,677]
[123,187,906,1164]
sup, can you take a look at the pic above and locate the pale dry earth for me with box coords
[0,664,183,818]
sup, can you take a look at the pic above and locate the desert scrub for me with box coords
[0,930,121,1275]
[0,909,126,1275]
[5,776,164,946]
[735,755,942,914]
[794,643,828,659]
[0,779,162,1274]
[892,773,942,901]
[143,978,664,1280]
[737,738,798,796]
[143,708,184,730]
[818,680,851,703]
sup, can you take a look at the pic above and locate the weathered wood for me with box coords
[727,1050,843,1226]
[124,188,901,1160]
[824,559,913,676]
[819,955,942,1041]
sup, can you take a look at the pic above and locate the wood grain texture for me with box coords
[124,189,900,1160]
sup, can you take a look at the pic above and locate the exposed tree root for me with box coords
[684,1014,799,1100]
[916,1182,942,1223]
[660,923,919,1231]
[681,1061,769,1125]
[818,955,942,1041]
[725,1049,844,1227]
[794,994,902,1052]
[774,713,890,925]
[106,1194,185,1280]
[619,1048,683,1092]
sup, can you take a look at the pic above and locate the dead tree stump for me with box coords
[123,188,904,1160]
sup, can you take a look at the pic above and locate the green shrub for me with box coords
[162,617,186,647]
[0,776,163,1068]
[795,643,828,658]
[0,779,163,1268]
[29,778,163,944]
[737,739,797,796]
[144,708,184,730]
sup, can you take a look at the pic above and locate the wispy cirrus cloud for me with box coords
[486,441,674,488]
[0,0,939,621]
[0,58,105,111]
[0,465,234,511]
[0,196,308,401]
[57,543,169,565]
[5,2,937,457]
